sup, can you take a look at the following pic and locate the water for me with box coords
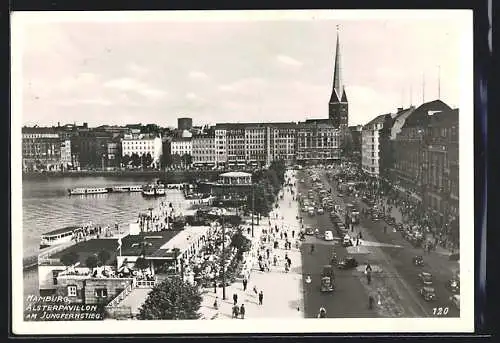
[21,176,177,297]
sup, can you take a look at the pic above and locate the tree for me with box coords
[131,153,141,167]
[60,251,79,267]
[135,256,150,271]
[181,153,192,167]
[85,254,99,273]
[230,230,251,252]
[137,276,202,320]
[142,153,153,168]
[122,154,131,168]
[97,250,111,266]
[172,154,182,167]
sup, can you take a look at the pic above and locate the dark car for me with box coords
[419,287,436,301]
[418,272,433,285]
[385,217,396,226]
[338,257,358,269]
[413,255,424,266]
[305,227,315,236]
[446,279,460,293]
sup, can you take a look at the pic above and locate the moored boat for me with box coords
[112,185,130,192]
[68,187,109,195]
[68,188,86,195]
[39,226,84,249]
[129,185,143,192]
[142,185,156,196]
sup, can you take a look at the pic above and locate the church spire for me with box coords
[330,25,344,103]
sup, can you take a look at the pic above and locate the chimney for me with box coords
[397,107,404,112]
[58,122,60,127]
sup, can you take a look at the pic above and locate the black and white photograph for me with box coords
[11,10,474,334]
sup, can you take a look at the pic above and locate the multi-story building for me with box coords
[177,117,193,131]
[192,134,216,167]
[121,133,163,168]
[60,140,73,170]
[420,108,459,228]
[269,123,297,165]
[328,30,349,130]
[71,130,114,170]
[361,113,393,177]
[348,125,363,164]
[244,124,269,167]
[105,140,122,170]
[170,137,192,157]
[389,99,453,199]
[214,126,228,167]
[22,127,62,171]
[296,120,341,163]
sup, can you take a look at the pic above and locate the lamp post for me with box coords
[220,215,227,300]
[251,183,255,238]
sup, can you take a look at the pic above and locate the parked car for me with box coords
[413,255,424,266]
[418,272,433,286]
[342,235,353,247]
[317,208,325,215]
[338,256,358,270]
[324,230,334,241]
[446,279,460,293]
[305,227,315,236]
[419,287,437,301]
[449,294,460,309]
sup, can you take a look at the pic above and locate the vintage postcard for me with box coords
[11,9,474,334]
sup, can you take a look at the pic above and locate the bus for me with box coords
[346,203,360,224]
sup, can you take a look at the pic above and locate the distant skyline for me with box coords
[13,10,471,128]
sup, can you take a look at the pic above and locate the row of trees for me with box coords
[122,152,154,168]
[246,159,287,219]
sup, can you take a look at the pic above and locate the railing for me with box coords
[105,284,133,309]
[135,279,157,288]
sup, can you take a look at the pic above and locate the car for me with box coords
[446,279,460,293]
[418,272,433,285]
[342,238,353,247]
[317,208,324,215]
[324,230,334,241]
[413,255,424,266]
[419,287,436,301]
[305,227,315,236]
[338,257,358,269]
[449,294,460,309]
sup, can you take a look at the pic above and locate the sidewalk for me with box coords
[198,170,304,319]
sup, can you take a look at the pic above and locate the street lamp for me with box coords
[220,215,227,300]
[251,183,255,238]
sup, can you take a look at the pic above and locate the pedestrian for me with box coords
[359,232,363,240]
[213,297,218,309]
[284,232,288,240]
[213,281,217,294]
[273,255,277,266]
[292,230,295,238]
[233,293,238,306]
[243,278,248,291]
[247,227,251,235]
[232,304,239,318]
[258,291,264,305]
[253,285,258,295]
[280,232,283,240]
[266,248,270,259]
[240,304,245,319]
[368,295,374,309]
[310,244,315,254]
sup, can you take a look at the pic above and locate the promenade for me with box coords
[199,170,304,319]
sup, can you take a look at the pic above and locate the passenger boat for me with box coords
[39,226,84,249]
[129,185,143,192]
[68,188,86,195]
[112,185,130,192]
[155,184,166,196]
[68,187,109,195]
[142,184,156,196]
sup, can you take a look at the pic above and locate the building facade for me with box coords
[269,123,296,165]
[244,124,269,167]
[22,127,62,171]
[170,137,192,157]
[121,133,163,168]
[192,135,216,166]
[389,100,453,199]
[214,126,228,167]
[361,114,393,177]
[420,109,459,231]
[328,30,349,130]
[296,121,341,163]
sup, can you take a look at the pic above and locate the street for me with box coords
[296,167,460,318]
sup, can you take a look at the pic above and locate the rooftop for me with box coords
[50,239,120,267]
[153,225,212,258]
[120,230,182,257]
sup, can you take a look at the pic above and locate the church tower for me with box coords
[328,27,348,129]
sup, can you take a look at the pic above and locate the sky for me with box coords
[13,10,471,128]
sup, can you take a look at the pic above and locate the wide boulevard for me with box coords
[297,167,459,318]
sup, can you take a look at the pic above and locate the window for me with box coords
[67,285,77,297]
[94,288,108,298]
